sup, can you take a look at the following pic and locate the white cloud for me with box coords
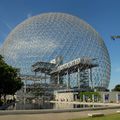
[0,19,12,30]
[5,23,12,30]
[1,20,12,30]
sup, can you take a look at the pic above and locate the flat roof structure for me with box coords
[32,58,98,74]
[50,58,98,75]
[32,61,56,74]
[20,74,50,81]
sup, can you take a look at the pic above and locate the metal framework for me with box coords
[17,57,98,103]
[0,13,111,90]
[32,57,98,90]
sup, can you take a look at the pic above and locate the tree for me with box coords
[112,84,120,91]
[0,55,23,102]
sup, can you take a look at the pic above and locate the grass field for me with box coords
[71,114,120,120]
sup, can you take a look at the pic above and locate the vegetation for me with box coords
[112,84,120,91]
[0,55,23,103]
[70,114,120,120]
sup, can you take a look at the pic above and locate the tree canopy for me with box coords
[0,55,23,101]
[112,84,120,91]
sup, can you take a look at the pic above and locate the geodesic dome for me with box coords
[0,13,110,88]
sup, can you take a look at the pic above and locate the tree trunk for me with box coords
[3,94,6,103]
[0,94,1,101]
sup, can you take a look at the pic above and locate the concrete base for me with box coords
[88,113,104,117]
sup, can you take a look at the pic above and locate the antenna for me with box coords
[111,35,120,40]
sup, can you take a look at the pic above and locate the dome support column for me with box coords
[67,69,70,89]
[78,67,80,89]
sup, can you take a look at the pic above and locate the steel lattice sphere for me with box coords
[1,13,110,89]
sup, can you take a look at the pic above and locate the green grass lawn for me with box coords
[70,114,120,120]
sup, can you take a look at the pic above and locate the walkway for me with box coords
[0,108,120,120]
[50,101,120,106]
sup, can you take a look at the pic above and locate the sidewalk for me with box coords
[50,101,120,106]
[0,108,120,120]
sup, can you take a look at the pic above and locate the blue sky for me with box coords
[0,0,120,89]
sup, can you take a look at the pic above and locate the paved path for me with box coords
[0,108,120,120]
[50,101,120,106]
